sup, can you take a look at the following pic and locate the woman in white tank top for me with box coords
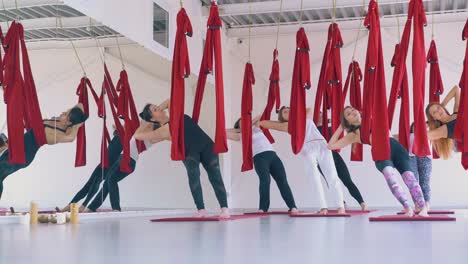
[227,117,298,213]
[259,107,345,215]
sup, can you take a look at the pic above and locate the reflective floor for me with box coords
[1,209,468,264]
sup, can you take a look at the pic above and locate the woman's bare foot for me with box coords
[219,208,230,218]
[417,206,429,217]
[360,203,369,211]
[194,209,207,218]
[78,205,86,213]
[318,208,328,215]
[404,207,414,217]
[289,208,299,215]
[425,202,431,212]
[337,207,346,214]
[414,204,421,214]
[61,205,70,212]
[82,208,92,213]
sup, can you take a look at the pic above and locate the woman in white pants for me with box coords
[259,107,345,215]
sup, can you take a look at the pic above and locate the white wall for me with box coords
[227,21,468,209]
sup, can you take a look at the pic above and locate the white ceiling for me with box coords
[200,0,468,37]
[0,0,120,42]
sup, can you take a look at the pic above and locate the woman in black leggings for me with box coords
[83,136,152,212]
[316,113,367,211]
[61,131,123,212]
[134,99,229,218]
[227,117,298,213]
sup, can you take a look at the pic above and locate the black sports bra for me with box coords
[441,113,457,139]
[43,120,67,133]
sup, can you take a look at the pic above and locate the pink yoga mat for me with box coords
[328,209,374,215]
[396,210,455,215]
[150,214,265,222]
[290,212,351,218]
[369,215,456,222]
[244,211,290,215]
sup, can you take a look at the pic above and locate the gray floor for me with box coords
[1,209,468,264]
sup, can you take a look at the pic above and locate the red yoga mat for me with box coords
[290,212,351,218]
[244,211,290,215]
[397,210,455,215]
[369,215,456,222]
[328,209,374,215]
[150,214,265,222]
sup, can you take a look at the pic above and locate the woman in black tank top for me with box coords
[135,100,230,218]
[426,85,460,159]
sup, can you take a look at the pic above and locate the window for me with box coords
[153,2,169,48]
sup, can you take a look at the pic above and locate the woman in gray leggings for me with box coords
[408,123,432,210]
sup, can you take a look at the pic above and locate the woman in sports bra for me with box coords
[0,103,88,199]
[259,106,345,215]
[328,106,428,217]
[426,85,460,159]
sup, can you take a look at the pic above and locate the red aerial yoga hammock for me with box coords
[313,23,343,141]
[116,70,147,173]
[392,0,430,157]
[289,28,311,155]
[240,63,255,172]
[74,77,99,167]
[2,21,47,164]
[454,19,468,170]
[0,27,4,86]
[260,49,281,144]
[99,65,124,169]
[170,8,192,161]
[192,2,228,154]
[97,89,111,168]
[361,0,390,161]
[100,64,145,172]
[342,61,363,161]
[427,40,444,159]
[387,44,410,151]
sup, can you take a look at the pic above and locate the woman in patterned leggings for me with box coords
[408,123,432,210]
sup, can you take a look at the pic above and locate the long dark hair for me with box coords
[0,134,6,148]
[234,118,241,129]
[340,106,361,133]
[278,106,289,123]
[139,103,161,130]
[68,107,88,126]
[425,102,454,159]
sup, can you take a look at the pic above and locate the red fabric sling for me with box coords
[427,40,444,159]
[393,0,430,157]
[2,21,47,164]
[388,44,410,151]
[342,61,363,161]
[326,23,344,141]
[97,89,111,168]
[362,0,390,161]
[241,63,255,172]
[170,8,192,161]
[75,77,99,167]
[260,49,281,144]
[313,25,333,140]
[116,70,146,173]
[289,28,311,155]
[192,2,228,154]
[454,19,468,170]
